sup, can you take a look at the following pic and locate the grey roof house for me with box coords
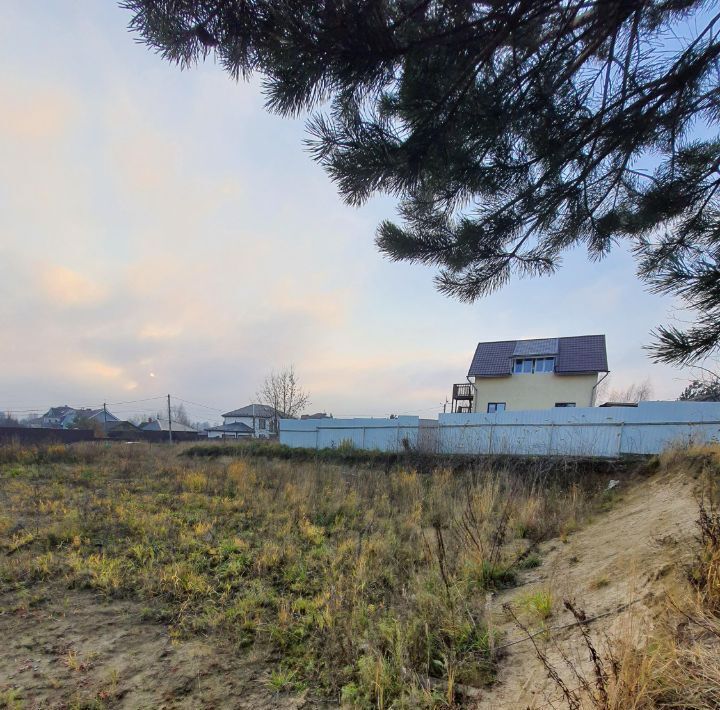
[453,335,609,413]
[208,404,287,440]
[205,421,255,438]
[35,405,120,429]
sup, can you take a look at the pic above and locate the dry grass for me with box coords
[0,442,630,707]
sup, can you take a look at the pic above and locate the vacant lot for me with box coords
[0,443,718,708]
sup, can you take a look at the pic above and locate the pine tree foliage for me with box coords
[679,377,720,400]
[124,1,720,364]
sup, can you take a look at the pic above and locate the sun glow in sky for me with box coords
[0,2,697,422]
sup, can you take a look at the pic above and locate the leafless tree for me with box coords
[0,411,20,427]
[597,377,653,405]
[172,403,193,427]
[257,366,310,433]
[155,403,193,427]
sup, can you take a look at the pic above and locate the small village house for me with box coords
[452,335,609,413]
[31,405,120,429]
[207,404,285,439]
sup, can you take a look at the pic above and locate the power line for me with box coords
[0,396,167,413]
[105,395,167,406]
[172,396,224,413]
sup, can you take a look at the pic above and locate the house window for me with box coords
[487,402,506,413]
[555,402,576,407]
[513,357,555,374]
[259,419,266,430]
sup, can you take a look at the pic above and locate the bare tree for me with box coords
[597,377,653,405]
[155,403,193,427]
[0,411,20,428]
[257,366,310,434]
[172,403,192,427]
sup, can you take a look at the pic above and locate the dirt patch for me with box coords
[476,470,699,709]
[0,590,331,709]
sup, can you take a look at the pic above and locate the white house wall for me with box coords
[279,403,720,457]
[223,415,272,438]
[473,372,599,411]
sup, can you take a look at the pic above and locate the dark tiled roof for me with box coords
[556,334,608,373]
[467,340,517,377]
[206,422,254,434]
[222,404,285,419]
[468,335,608,377]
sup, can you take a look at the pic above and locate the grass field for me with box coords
[3,442,716,708]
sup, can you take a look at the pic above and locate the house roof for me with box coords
[206,422,254,434]
[140,418,198,432]
[42,406,119,424]
[44,406,75,418]
[103,420,141,432]
[222,404,285,419]
[74,408,119,422]
[468,334,608,377]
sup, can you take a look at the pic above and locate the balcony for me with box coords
[452,383,474,400]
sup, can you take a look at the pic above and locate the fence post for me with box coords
[315,427,319,451]
[488,422,494,455]
[618,421,624,457]
[362,427,366,450]
[548,422,554,456]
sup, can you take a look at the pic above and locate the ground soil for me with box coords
[0,591,326,709]
[475,469,699,709]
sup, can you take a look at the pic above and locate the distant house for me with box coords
[68,408,120,429]
[39,406,76,428]
[452,335,609,413]
[103,420,142,438]
[36,405,119,429]
[301,412,332,420]
[208,404,286,440]
[140,418,198,433]
[205,422,255,439]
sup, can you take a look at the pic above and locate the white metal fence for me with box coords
[279,416,431,451]
[280,402,720,457]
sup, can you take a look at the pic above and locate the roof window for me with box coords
[513,357,555,374]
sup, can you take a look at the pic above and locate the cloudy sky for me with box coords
[0,2,698,423]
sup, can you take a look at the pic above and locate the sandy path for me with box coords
[0,591,327,709]
[475,470,698,709]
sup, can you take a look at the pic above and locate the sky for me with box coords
[0,2,700,424]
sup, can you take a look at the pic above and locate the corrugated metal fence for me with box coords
[280,402,720,457]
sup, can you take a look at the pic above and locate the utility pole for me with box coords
[103,402,108,436]
[167,394,173,444]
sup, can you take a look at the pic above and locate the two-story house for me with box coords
[206,404,286,439]
[35,405,120,429]
[452,335,609,413]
